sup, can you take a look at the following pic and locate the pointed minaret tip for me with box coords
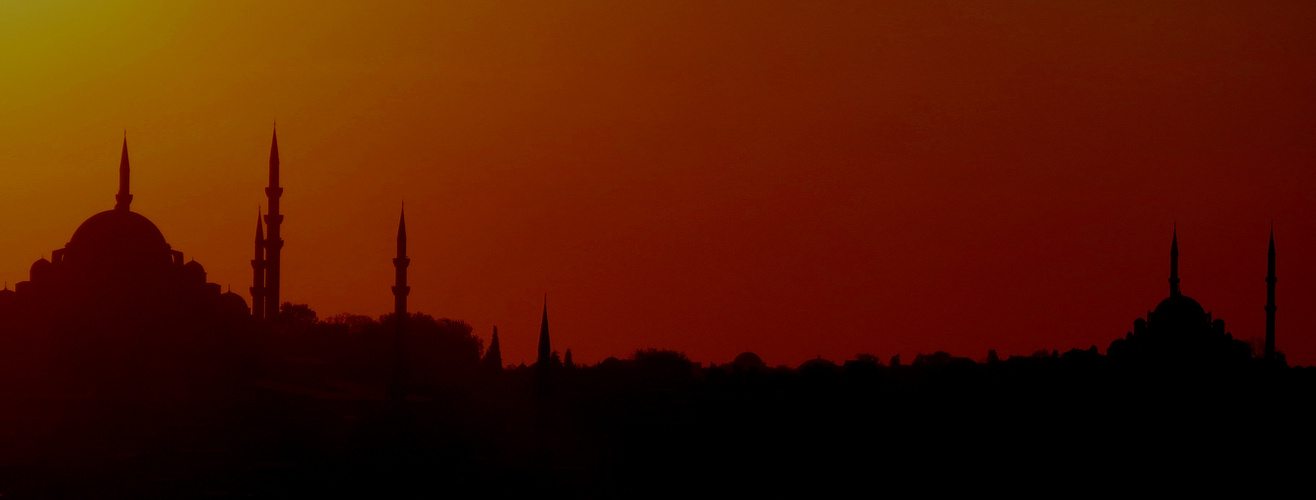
[268,125,280,181]
[115,135,133,211]
[397,204,407,239]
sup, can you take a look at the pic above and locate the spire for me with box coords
[397,203,407,256]
[269,125,280,188]
[256,207,265,244]
[537,295,551,366]
[263,125,284,319]
[1268,224,1276,275]
[251,207,266,319]
[392,204,410,307]
[115,135,133,211]
[1169,225,1180,297]
[1266,225,1277,360]
[389,203,411,402]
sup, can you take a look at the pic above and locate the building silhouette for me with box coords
[0,137,250,390]
[389,206,410,401]
[254,128,284,320]
[1107,229,1254,364]
[251,209,266,319]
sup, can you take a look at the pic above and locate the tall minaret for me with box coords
[1169,226,1181,297]
[263,127,284,318]
[251,208,266,320]
[537,296,551,366]
[115,136,133,211]
[1265,227,1277,360]
[389,206,410,401]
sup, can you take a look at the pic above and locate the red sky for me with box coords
[2,1,1314,367]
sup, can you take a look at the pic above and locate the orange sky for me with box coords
[2,1,1315,367]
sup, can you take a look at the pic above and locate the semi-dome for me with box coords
[66,210,171,263]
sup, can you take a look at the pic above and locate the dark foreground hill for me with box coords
[1,351,1313,498]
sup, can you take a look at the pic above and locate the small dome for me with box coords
[798,356,838,371]
[29,258,51,281]
[732,352,765,369]
[219,291,249,316]
[183,260,206,282]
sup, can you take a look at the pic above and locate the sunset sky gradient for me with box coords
[2,1,1314,366]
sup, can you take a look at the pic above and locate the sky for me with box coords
[1,1,1314,367]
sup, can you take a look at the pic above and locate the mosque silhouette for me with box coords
[0,131,1303,497]
[1108,228,1276,365]
[5,137,248,315]
[0,130,1283,394]
[0,136,257,392]
[0,129,559,397]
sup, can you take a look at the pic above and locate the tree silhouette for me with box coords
[483,326,503,372]
[279,302,318,325]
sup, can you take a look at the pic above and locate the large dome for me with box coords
[66,209,171,264]
[1152,293,1207,329]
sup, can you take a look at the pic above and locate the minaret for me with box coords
[251,208,266,320]
[388,206,410,401]
[115,136,133,211]
[263,127,284,318]
[537,296,551,366]
[1265,227,1277,360]
[1169,226,1181,297]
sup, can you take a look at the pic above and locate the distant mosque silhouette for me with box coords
[1107,228,1269,364]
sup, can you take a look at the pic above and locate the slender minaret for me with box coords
[1265,227,1277,360]
[1169,226,1181,297]
[115,135,133,211]
[388,206,410,401]
[263,127,284,318]
[250,208,266,319]
[537,295,551,366]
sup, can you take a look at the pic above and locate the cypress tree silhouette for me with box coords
[536,295,551,369]
[484,326,503,371]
